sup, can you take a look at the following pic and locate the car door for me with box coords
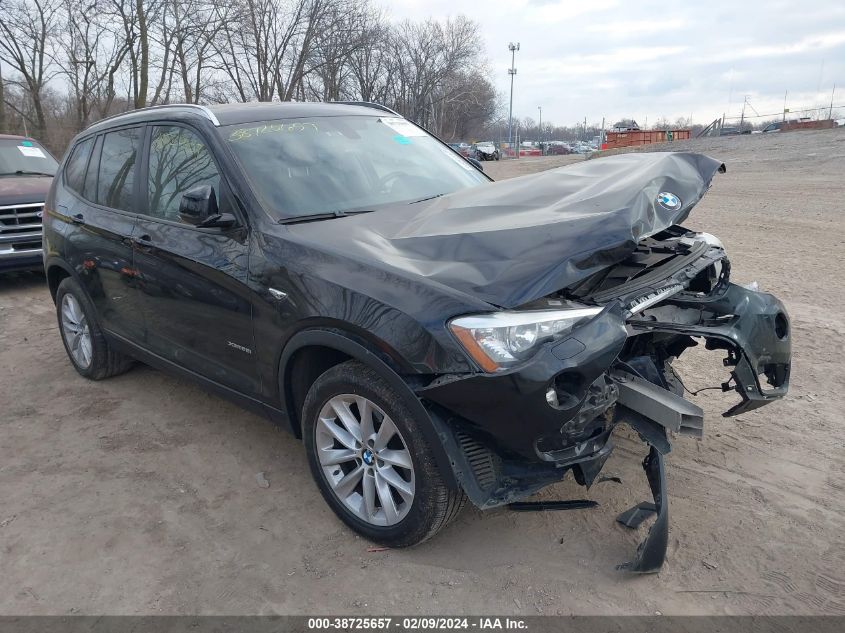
[64,128,146,342]
[132,123,259,396]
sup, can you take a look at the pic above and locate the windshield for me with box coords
[223,116,488,219]
[0,139,58,176]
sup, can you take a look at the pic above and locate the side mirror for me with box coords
[467,157,484,172]
[179,185,218,225]
[178,185,237,228]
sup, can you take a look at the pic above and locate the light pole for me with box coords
[507,42,519,154]
[538,105,542,149]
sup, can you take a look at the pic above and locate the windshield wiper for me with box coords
[0,170,55,177]
[277,209,375,225]
[408,193,445,205]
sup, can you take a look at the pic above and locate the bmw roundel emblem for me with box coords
[657,192,681,210]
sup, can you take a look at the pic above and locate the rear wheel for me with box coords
[302,360,466,547]
[55,277,134,380]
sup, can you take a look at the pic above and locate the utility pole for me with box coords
[829,84,836,120]
[739,95,748,132]
[783,90,788,122]
[507,42,520,154]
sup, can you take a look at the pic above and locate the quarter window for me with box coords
[64,137,93,194]
[83,136,102,202]
[97,128,141,212]
[146,126,220,222]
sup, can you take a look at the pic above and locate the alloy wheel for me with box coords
[60,294,92,369]
[315,394,415,526]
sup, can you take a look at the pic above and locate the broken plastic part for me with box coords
[508,499,598,512]
[616,446,669,573]
[616,502,657,528]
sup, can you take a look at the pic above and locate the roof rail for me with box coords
[91,103,220,128]
[332,101,401,117]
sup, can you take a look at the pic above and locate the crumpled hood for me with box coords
[288,152,725,308]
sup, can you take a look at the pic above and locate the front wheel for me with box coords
[302,360,466,547]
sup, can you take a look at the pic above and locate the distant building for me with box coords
[612,119,640,131]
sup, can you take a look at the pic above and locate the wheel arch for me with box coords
[279,328,459,489]
[45,257,77,303]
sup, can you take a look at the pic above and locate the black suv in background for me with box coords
[43,102,790,572]
[1,135,57,271]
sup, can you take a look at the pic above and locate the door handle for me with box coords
[71,213,85,225]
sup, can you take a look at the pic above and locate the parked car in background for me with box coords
[546,142,571,156]
[721,126,754,136]
[448,142,471,157]
[0,135,58,272]
[472,142,499,161]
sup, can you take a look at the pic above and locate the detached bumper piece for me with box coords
[615,446,669,573]
[630,282,791,417]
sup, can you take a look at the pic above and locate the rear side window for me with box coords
[64,137,94,194]
[97,128,141,212]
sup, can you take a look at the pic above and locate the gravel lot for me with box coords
[1,129,844,615]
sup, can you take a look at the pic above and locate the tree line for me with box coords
[0,0,498,154]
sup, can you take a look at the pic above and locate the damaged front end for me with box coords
[418,226,791,573]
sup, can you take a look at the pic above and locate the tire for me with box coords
[302,360,466,547]
[55,276,134,380]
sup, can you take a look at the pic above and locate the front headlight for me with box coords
[449,307,602,372]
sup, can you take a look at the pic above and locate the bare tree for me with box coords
[56,0,132,130]
[1,0,499,150]
[0,0,62,137]
[305,0,371,101]
[105,0,159,108]
[346,10,392,104]
[210,0,320,102]
[169,0,225,103]
[0,64,6,133]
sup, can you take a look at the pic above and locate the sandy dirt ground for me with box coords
[1,129,844,616]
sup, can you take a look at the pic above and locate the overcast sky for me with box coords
[389,0,845,128]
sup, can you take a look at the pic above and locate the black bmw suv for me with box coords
[43,102,790,572]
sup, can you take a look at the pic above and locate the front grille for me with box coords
[0,203,44,253]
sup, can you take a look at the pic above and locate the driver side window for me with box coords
[145,125,220,222]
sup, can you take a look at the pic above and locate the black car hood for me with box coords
[288,152,725,309]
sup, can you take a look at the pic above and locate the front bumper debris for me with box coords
[615,446,669,573]
[420,280,790,573]
[629,282,791,416]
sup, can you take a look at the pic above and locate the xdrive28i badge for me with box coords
[657,192,681,210]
